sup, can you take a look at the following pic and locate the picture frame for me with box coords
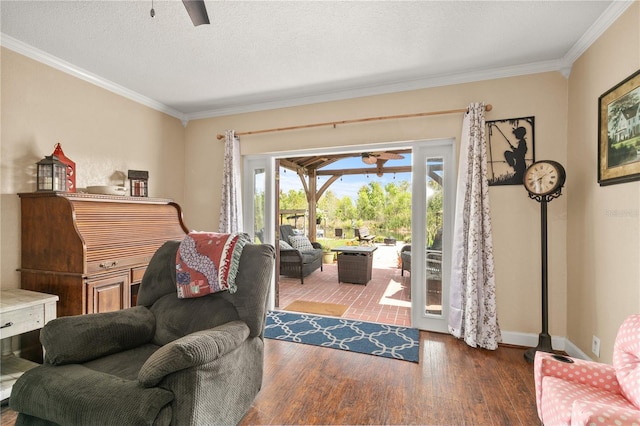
[486,116,535,186]
[598,69,640,186]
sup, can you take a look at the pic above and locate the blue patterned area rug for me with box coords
[264,311,420,363]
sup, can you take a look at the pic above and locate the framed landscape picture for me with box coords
[486,116,535,186]
[598,69,640,186]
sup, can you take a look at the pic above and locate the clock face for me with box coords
[523,161,566,196]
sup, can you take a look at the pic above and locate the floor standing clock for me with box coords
[523,160,566,363]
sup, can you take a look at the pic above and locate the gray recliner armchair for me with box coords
[10,240,275,426]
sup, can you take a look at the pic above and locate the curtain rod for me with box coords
[216,104,492,140]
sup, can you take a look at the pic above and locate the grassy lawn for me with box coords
[316,238,358,250]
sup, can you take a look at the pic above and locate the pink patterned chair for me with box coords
[534,314,640,425]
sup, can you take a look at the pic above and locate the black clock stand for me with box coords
[524,195,555,363]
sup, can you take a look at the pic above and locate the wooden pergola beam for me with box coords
[316,166,412,176]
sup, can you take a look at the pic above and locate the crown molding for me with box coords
[3,0,633,124]
[563,0,634,66]
[0,33,187,123]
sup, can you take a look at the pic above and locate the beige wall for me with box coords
[566,3,640,363]
[2,4,636,357]
[184,72,569,338]
[0,48,186,290]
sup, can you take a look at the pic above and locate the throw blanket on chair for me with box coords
[176,232,249,298]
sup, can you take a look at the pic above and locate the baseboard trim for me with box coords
[564,338,593,361]
[501,331,566,351]
[500,331,591,360]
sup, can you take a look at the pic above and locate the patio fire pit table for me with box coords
[331,246,378,285]
[383,237,396,245]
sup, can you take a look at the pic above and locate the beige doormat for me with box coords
[283,300,349,317]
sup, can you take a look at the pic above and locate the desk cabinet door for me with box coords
[86,273,130,314]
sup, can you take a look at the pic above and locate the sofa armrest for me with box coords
[10,364,173,426]
[138,320,250,387]
[535,352,621,419]
[42,306,156,365]
[572,400,640,424]
[280,248,303,261]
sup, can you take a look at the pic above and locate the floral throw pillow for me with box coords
[289,235,314,252]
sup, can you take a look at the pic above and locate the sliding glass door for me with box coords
[411,141,454,332]
[243,156,276,308]
[244,139,455,331]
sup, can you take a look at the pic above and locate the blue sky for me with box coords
[279,154,412,200]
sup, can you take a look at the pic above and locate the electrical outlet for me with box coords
[592,335,601,358]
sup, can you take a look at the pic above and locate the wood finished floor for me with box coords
[241,332,539,425]
[1,243,540,425]
[2,333,539,426]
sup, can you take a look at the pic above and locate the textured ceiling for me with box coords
[0,1,632,121]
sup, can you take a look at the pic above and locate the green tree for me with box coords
[254,190,265,241]
[317,190,339,226]
[335,196,357,222]
[426,180,443,247]
[356,181,385,221]
[279,189,307,210]
[383,180,412,232]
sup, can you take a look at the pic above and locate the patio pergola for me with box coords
[277,148,445,241]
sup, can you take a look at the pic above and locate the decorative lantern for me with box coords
[128,170,149,197]
[37,155,67,191]
[52,143,76,193]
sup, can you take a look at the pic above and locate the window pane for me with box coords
[254,168,265,243]
[425,158,443,316]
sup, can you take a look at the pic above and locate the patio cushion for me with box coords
[279,240,293,250]
[289,235,314,252]
[301,249,323,263]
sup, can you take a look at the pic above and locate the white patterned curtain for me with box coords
[448,102,501,350]
[218,130,243,233]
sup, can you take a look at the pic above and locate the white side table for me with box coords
[1,289,58,401]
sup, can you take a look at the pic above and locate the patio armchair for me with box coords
[279,224,323,284]
[426,250,442,279]
[400,246,442,279]
[400,244,411,276]
[10,239,275,426]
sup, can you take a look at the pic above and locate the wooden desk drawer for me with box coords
[131,266,147,283]
[0,305,45,339]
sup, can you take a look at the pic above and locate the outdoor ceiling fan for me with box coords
[361,152,404,165]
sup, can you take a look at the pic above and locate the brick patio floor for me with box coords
[276,242,413,327]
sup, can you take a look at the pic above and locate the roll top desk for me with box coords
[18,192,189,318]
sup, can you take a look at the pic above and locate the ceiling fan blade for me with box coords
[182,0,210,26]
[361,153,378,165]
[377,152,404,160]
